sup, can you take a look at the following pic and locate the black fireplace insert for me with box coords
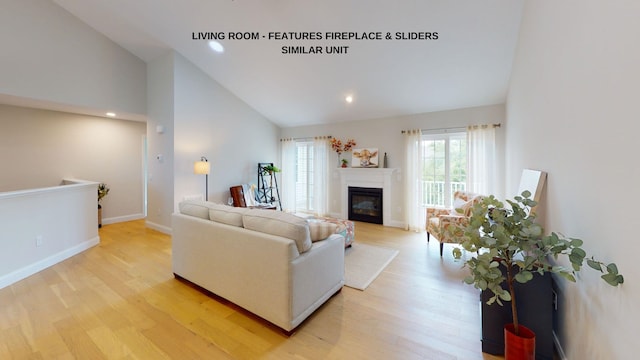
[348,186,383,224]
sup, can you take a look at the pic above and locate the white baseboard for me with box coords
[386,220,405,228]
[0,236,100,290]
[145,220,172,235]
[103,213,145,225]
[553,331,568,360]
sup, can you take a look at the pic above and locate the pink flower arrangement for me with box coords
[331,138,356,154]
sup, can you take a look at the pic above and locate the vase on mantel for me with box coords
[337,154,342,168]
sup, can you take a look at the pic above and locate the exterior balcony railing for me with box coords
[421,181,466,207]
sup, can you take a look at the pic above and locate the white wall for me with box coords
[506,1,639,358]
[146,53,175,233]
[0,180,99,289]
[0,0,146,117]
[281,104,505,226]
[173,53,279,207]
[145,52,279,232]
[0,104,146,222]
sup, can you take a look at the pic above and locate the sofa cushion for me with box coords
[178,200,213,219]
[307,220,339,242]
[208,204,248,227]
[243,210,312,253]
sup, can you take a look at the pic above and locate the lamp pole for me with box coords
[194,156,210,201]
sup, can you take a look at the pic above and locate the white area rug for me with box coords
[344,243,399,290]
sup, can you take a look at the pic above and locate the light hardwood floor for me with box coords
[0,220,503,359]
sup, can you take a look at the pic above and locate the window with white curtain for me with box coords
[280,137,331,216]
[404,125,496,231]
[295,141,314,212]
[421,131,467,207]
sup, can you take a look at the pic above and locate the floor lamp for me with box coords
[194,156,210,201]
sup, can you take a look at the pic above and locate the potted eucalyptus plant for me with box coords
[451,191,623,359]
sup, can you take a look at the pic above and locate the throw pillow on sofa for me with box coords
[242,210,313,253]
[307,220,339,242]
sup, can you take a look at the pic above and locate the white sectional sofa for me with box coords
[171,200,345,333]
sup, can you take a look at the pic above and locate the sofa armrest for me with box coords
[290,234,345,326]
[438,214,467,224]
[438,214,468,238]
[426,207,451,220]
[172,213,300,329]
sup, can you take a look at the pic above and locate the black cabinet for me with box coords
[481,271,553,360]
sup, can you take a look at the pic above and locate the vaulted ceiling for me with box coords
[52,0,524,127]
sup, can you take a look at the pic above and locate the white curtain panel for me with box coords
[404,130,425,232]
[280,138,296,212]
[313,137,331,216]
[467,125,497,195]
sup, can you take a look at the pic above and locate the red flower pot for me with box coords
[504,323,535,360]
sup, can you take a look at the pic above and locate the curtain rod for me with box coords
[468,123,501,129]
[401,123,501,134]
[280,135,332,142]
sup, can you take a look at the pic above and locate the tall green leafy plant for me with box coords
[452,191,623,335]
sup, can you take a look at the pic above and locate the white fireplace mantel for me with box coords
[336,168,398,226]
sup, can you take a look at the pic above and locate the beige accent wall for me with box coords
[0,104,146,222]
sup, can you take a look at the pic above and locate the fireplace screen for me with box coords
[348,187,383,224]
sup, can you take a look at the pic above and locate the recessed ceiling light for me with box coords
[208,40,225,53]
[106,112,116,117]
[345,95,354,103]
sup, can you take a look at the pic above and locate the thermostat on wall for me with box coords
[156,125,165,134]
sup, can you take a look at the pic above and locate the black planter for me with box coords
[481,267,553,360]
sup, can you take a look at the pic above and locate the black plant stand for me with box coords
[257,163,282,210]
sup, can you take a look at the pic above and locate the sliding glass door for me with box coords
[421,132,467,207]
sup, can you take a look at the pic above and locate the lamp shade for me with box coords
[194,161,210,175]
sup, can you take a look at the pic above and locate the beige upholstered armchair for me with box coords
[426,191,483,256]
